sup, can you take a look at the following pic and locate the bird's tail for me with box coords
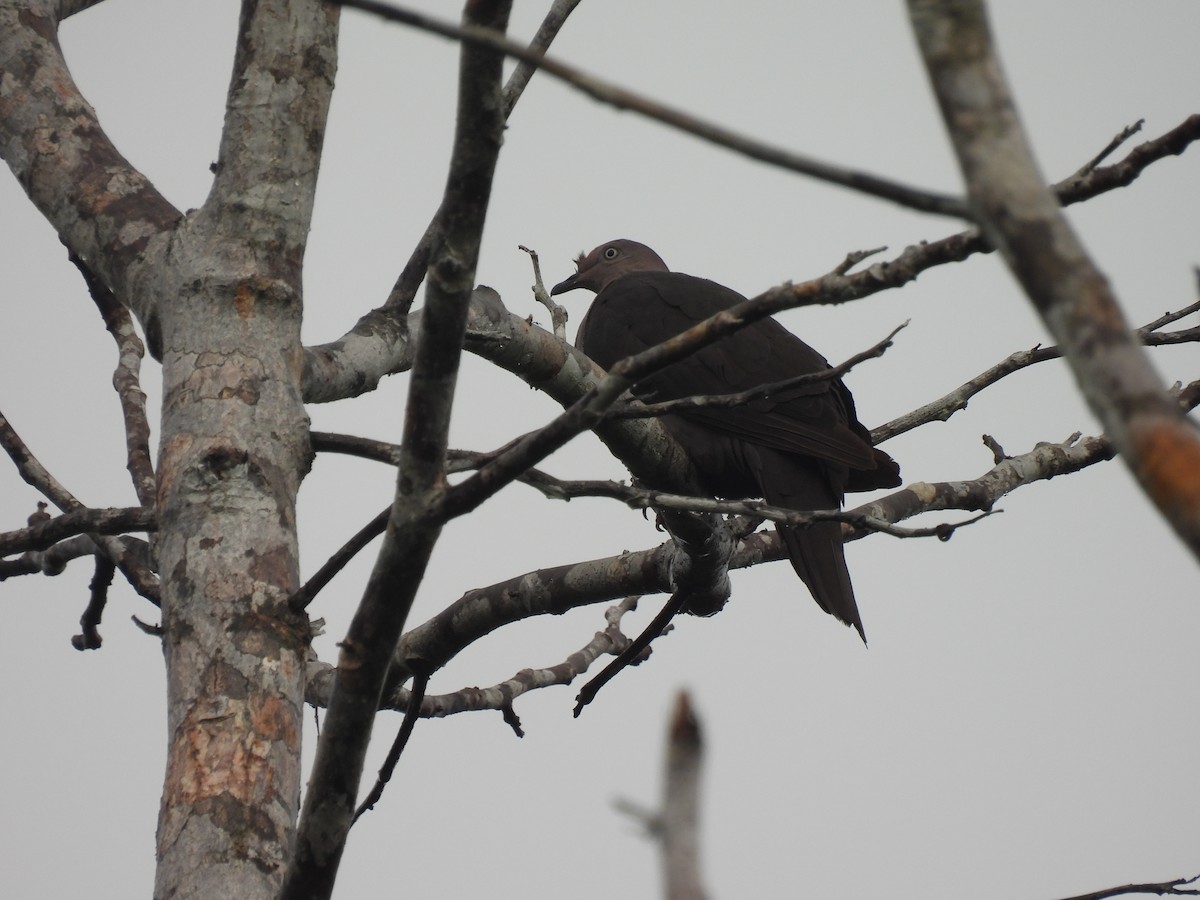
[753,450,865,643]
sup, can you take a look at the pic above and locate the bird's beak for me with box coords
[549,273,579,296]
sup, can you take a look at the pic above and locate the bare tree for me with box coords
[1,1,1197,898]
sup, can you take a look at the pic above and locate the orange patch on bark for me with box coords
[1132,420,1200,521]
[234,283,256,319]
[165,691,298,808]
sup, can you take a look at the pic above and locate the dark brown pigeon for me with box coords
[551,239,900,642]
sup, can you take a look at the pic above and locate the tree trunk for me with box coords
[153,232,311,898]
[151,1,338,895]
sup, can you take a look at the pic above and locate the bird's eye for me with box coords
[603,247,619,260]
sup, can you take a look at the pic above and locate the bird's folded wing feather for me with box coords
[578,272,879,470]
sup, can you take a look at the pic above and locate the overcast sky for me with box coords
[1,2,1198,898]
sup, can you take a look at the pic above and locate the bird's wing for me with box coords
[578,272,879,470]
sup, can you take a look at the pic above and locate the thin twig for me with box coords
[501,0,583,117]
[369,597,642,725]
[389,396,1200,679]
[1068,119,1145,180]
[575,592,685,716]
[512,473,995,538]
[0,409,159,602]
[71,556,115,651]
[1053,873,1200,900]
[606,322,906,420]
[71,251,156,507]
[289,507,388,611]
[335,0,971,219]
[352,670,430,823]
[310,431,403,464]
[835,246,889,276]
[873,300,1200,444]
[521,244,568,339]
[910,0,1200,557]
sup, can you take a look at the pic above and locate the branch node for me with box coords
[982,433,1008,463]
[131,615,162,637]
[835,245,889,275]
[501,702,524,737]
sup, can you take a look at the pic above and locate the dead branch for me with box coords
[909,0,1200,557]
[606,321,907,420]
[306,597,642,722]
[389,409,1184,683]
[286,5,515,894]
[334,0,970,218]
[873,300,1200,443]
[0,505,155,556]
[0,410,159,601]
[522,243,569,340]
[71,556,115,651]
[72,252,156,506]
[1053,873,1200,900]
[300,115,1200,406]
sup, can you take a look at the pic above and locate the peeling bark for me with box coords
[149,2,339,897]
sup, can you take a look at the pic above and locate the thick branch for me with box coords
[0,0,180,344]
[285,4,513,895]
[0,505,154,555]
[302,0,584,401]
[909,0,1200,557]
[300,115,1200,407]
[201,0,339,290]
[390,419,1160,679]
[307,597,643,726]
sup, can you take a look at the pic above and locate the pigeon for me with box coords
[551,239,900,641]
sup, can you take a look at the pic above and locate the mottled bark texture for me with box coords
[150,3,338,897]
[0,0,180,350]
[908,0,1200,558]
[1,0,337,892]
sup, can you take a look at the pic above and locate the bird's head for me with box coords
[550,239,669,295]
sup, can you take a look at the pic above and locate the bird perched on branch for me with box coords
[551,239,900,642]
